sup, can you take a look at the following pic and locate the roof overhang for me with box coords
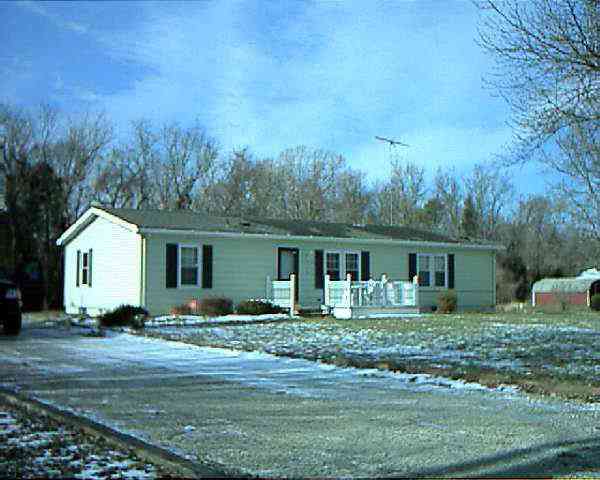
[56,207,139,246]
[138,227,505,251]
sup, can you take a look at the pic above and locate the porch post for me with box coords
[266,275,272,301]
[324,274,331,306]
[413,275,419,308]
[289,273,296,316]
[346,273,352,307]
[381,274,388,306]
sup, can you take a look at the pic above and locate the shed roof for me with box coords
[532,277,600,294]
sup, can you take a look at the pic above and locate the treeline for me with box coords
[0,104,597,308]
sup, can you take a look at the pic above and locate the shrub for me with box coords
[437,290,457,314]
[99,305,148,328]
[170,304,193,315]
[236,299,284,315]
[197,297,234,317]
[591,294,600,311]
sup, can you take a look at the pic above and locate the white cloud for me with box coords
[10,1,515,183]
[18,1,89,34]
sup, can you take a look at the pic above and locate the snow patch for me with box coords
[146,313,294,328]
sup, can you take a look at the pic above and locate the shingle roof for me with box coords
[98,207,468,244]
[532,277,600,294]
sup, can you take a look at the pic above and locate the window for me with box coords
[434,255,446,287]
[325,250,360,281]
[418,254,430,287]
[418,253,447,288]
[326,252,341,280]
[180,245,200,286]
[345,253,359,281]
[82,252,89,285]
[77,250,91,287]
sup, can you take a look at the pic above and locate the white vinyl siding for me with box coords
[63,216,141,315]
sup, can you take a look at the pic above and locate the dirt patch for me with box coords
[0,399,174,479]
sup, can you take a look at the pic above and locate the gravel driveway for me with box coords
[1,324,600,477]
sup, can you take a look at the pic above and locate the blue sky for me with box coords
[1,1,543,190]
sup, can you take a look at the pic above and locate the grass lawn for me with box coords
[143,310,600,403]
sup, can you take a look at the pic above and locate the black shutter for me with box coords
[409,253,417,281]
[315,250,324,289]
[202,245,213,289]
[361,251,370,281]
[448,254,455,289]
[88,249,92,287]
[76,250,81,287]
[166,243,178,288]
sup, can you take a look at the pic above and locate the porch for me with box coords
[323,274,420,318]
[266,273,420,319]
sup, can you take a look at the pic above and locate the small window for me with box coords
[180,246,199,286]
[81,252,90,286]
[434,255,446,287]
[345,253,359,281]
[418,254,430,287]
[326,252,341,281]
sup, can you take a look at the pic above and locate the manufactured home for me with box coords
[56,206,501,317]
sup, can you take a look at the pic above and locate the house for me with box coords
[532,269,600,308]
[56,206,502,316]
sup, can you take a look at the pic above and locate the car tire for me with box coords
[4,312,22,336]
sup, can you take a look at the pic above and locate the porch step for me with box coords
[297,307,324,317]
[332,305,421,319]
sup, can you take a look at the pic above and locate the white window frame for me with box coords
[325,250,361,281]
[80,251,90,287]
[417,253,448,289]
[178,244,201,288]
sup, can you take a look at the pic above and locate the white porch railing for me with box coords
[266,274,296,315]
[324,274,418,308]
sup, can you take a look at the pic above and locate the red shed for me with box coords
[532,269,600,307]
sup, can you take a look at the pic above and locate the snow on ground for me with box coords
[54,333,519,400]
[146,313,294,327]
[0,402,167,479]
[64,313,295,329]
[142,316,600,386]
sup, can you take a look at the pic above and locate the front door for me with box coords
[278,248,299,303]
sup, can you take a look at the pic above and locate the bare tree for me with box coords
[150,121,218,210]
[332,170,372,224]
[272,146,344,221]
[478,0,600,148]
[50,111,113,223]
[464,164,514,239]
[433,168,464,236]
[548,123,600,239]
[374,156,426,226]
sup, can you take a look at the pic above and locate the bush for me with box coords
[99,305,148,328]
[196,297,234,317]
[170,303,193,315]
[437,290,457,314]
[236,299,284,315]
[591,294,600,311]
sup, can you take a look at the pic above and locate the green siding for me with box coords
[143,233,496,315]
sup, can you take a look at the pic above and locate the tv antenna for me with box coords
[375,136,409,148]
[375,135,410,226]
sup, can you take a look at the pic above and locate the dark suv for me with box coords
[0,278,22,335]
